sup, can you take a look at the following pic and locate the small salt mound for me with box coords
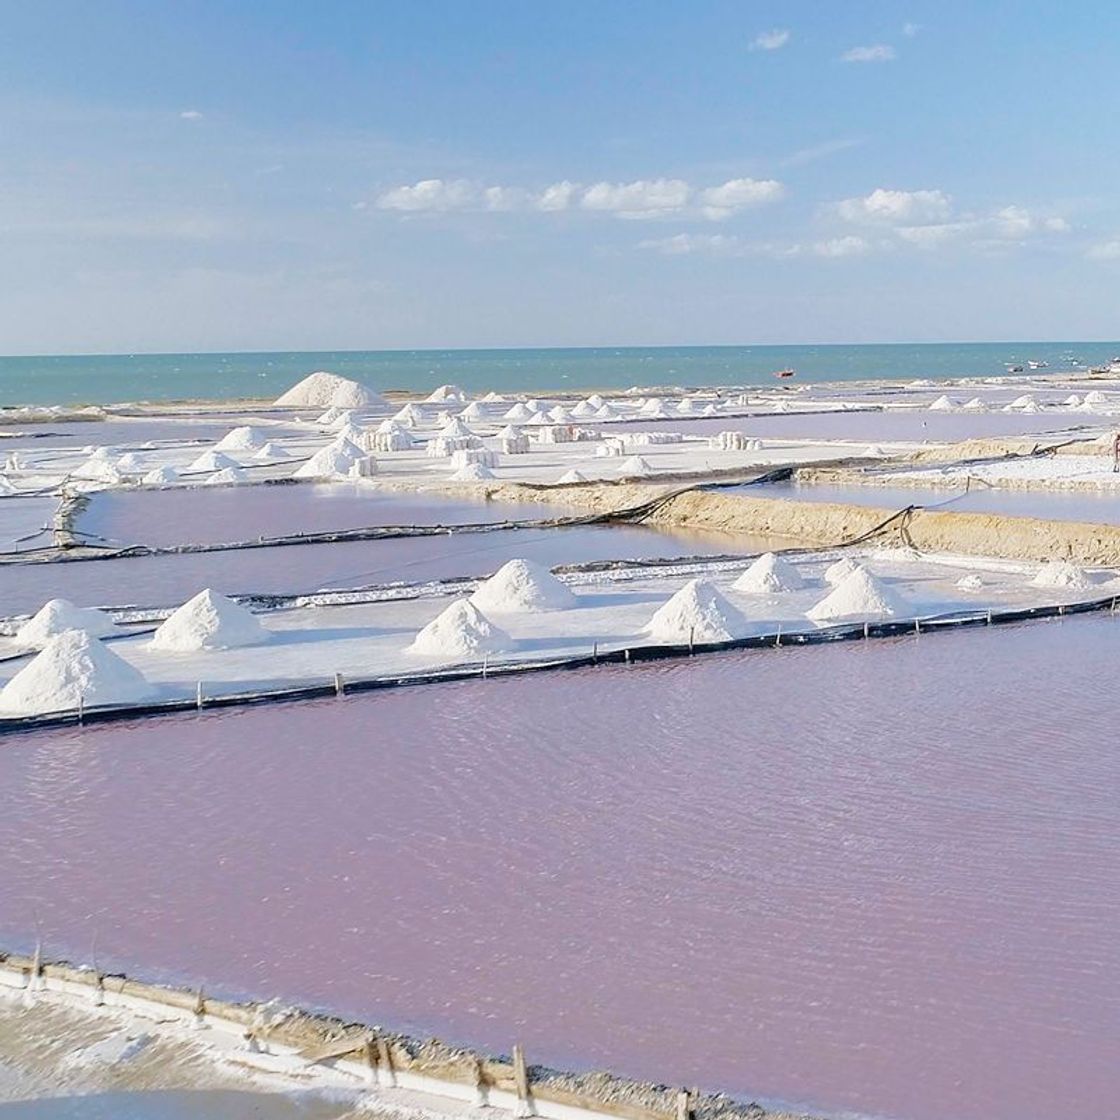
[618,455,653,478]
[150,589,269,652]
[448,462,495,481]
[1031,559,1096,590]
[928,395,957,411]
[557,469,588,484]
[1064,394,1082,407]
[426,384,468,403]
[956,574,984,591]
[587,394,605,408]
[1084,390,1108,405]
[409,599,511,658]
[807,568,910,622]
[571,400,599,418]
[275,371,384,408]
[504,402,534,421]
[188,449,239,473]
[961,397,987,412]
[525,410,550,426]
[645,579,747,643]
[548,405,572,423]
[114,452,147,475]
[863,444,886,457]
[334,421,366,444]
[393,403,425,426]
[460,402,487,422]
[316,406,344,425]
[481,391,507,403]
[142,464,180,485]
[253,441,290,460]
[732,553,804,594]
[216,426,268,451]
[295,437,364,479]
[470,559,577,613]
[440,418,475,439]
[0,629,154,715]
[824,557,862,586]
[74,455,123,483]
[17,599,116,648]
[594,403,619,420]
[327,410,356,431]
[205,466,246,485]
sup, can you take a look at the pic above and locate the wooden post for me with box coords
[624,649,631,664]
[334,672,344,696]
[676,1089,691,1120]
[363,1037,378,1084]
[863,621,870,639]
[592,641,598,664]
[512,1043,534,1117]
[28,938,43,992]
[376,1036,396,1087]
[482,655,488,680]
[914,618,921,635]
[986,609,992,625]
[196,682,204,710]
[193,987,206,1028]
[472,1054,488,1107]
[77,694,85,726]
[688,626,695,654]
[774,624,781,648]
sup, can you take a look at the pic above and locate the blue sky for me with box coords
[2,1,1120,353]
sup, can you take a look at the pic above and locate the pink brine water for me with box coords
[0,617,1116,1120]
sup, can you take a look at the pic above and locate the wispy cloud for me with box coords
[179,109,204,121]
[638,233,869,260]
[374,176,785,221]
[841,44,896,63]
[750,29,790,52]
[902,22,921,38]
[780,137,865,168]
[813,235,870,257]
[1087,240,1120,260]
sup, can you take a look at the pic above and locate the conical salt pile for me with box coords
[732,552,804,594]
[470,559,577,613]
[557,469,587,484]
[253,442,290,460]
[645,579,746,643]
[504,402,534,421]
[425,384,467,403]
[928,395,957,411]
[17,599,116,648]
[0,629,154,715]
[216,426,268,451]
[571,400,599,418]
[294,437,363,479]
[149,589,270,652]
[824,557,862,586]
[393,403,425,426]
[274,371,385,408]
[1031,559,1096,590]
[618,455,653,478]
[448,462,495,481]
[205,466,247,485]
[142,464,180,486]
[807,568,910,622]
[408,599,511,658]
[188,449,239,473]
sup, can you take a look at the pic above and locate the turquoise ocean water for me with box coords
[1,342,1117,407]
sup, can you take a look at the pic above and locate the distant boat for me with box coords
[1028,360,1048,369]
[773,368,796,379]
[1006,364,1024,373]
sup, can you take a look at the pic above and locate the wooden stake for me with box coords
[334,672,344,696]
[676,1089,691,1120]
[196,682,204,710]
[376,1035,396,1087]
[513,1043,534,1116]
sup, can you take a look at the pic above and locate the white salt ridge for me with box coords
[470,559,577,613]
[216,426,268,451]
[0,629,154,715]
[1031,559,1097,590]
[448,462,495,481]
[150,589,270,652]
[142,464,180,485]
[732,552,804,594]
[188,449,239,473]
[825,557,862,586]
[275,371,385,409]
[17,599,116,648]
[645,578,747,643]
[409,598,511,658]
[808,567,910,622]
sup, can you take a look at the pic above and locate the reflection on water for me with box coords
[0,616,1116,1120]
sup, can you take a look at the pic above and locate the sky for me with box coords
[2,0,1120,354]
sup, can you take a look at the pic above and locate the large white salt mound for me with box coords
[557,469,588,484]
[17,599,116,648]
[216,426,268,452]
[504,402,534,421]
[1031,559,1096,590]
[732,552,804,594]
[824,557,862,586]
[470,559,577,614]
[807,568,910,622]
[149,589,269,652]
[426,384,468,403]
[646,579,746,643]
[409,599,511,658]
[275,371,384,409]
[142,464,180,486]
[294,437,363,479]
[618,455,653,478]
[0,629,154,715]
[448,462,495,481]
[188,449,239,473]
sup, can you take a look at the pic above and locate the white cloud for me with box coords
[376,178,477,211]
[841,44,896,63]
[639,233,739,256]
[837,187,952,225]
[813,235,870,257]
[699,177,785,220]
[750,29,790,51]
[537,181,578,211]
[580,178,691,219]
[895,222,972,247]
[179,109,204,121]
[1044,216,1071,233]
[1087,240,1120,260]
[902,22,921,37]
[483,185,527,211]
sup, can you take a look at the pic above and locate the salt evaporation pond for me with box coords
[0,618,1115,1120]
[0,522,775,615]
[752,480,1120,524]
[77,486,574,548]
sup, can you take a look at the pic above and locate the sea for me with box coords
[1,341,1117,407]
